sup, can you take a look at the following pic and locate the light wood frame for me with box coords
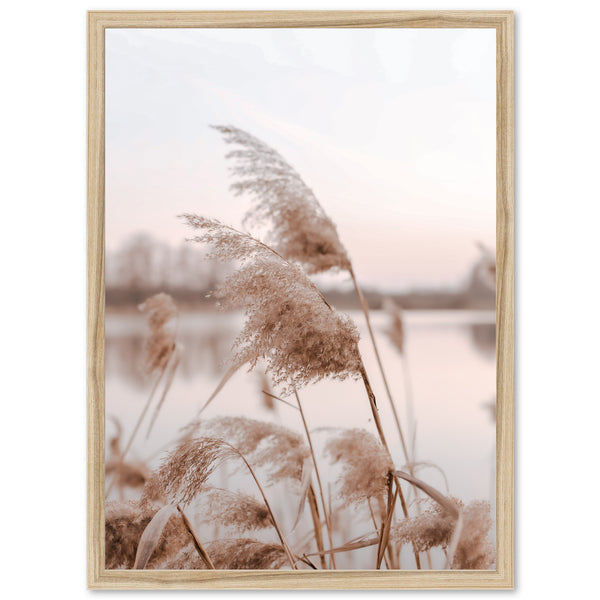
[88,10,513,590]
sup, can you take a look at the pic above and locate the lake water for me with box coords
[105,308,496,568]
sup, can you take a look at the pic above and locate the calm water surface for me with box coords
[105,309,496,567]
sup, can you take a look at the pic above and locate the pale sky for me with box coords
[105,28,496,290]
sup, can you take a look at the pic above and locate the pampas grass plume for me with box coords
[213,125,350,274]
[325,428,394,505]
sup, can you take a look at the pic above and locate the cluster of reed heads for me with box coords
[105,126,495,571]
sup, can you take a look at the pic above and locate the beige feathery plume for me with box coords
[213,125,350,274]
[105,297,181,500]
[208,129,412,463]
[181,216,361,394]
[324,428,394,506]
[141,433,299,569]
[193,416,310,485]
[138,293,178,374]
[450,500,495,569]
[141,437,236,507]
[207,539,289,569]
[104,501,188,570]
[392,501,456,554]
[162,539,289,570]
[392,499,495,569]
[197,488,272,533]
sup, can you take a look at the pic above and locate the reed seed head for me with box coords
[324,428,394,505]
[392,499,495,569]
[451,500,495,569]
[213,124,351,274]
[392,501,456,554]
[198,488,272,532]
[197,416,310,484]
[138,293,178,374]
[141,437,237,507]
[181,216,362,393]
[206,538,289,569]
[104,501,188,569]
[162,539,288,570]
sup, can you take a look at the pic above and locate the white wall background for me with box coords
[1,0,598,597]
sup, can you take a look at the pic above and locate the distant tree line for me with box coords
[106,234,495,310]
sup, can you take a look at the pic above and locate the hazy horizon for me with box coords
[106,28,496,290]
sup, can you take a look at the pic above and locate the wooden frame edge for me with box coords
[495,10,514,591]
[87,10,514,590]
[87,9,106,589]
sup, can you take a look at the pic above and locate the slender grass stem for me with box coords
[176,505,215,569]
[367,499,391,570]
[307,484,327,569]
[376,477,399,569]
[349,266,410,465]
[225,441,298,570]
[358,359,421,569]
[400,352,416,460]
[105,357,170,498]
[293,388,337,569]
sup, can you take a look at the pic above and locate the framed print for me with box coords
[88,10,513,589]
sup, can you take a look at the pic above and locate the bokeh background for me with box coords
[104,28,497,568]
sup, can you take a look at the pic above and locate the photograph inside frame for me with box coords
[103,27,498,572]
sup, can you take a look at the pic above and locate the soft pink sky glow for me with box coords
[106,28,496,290]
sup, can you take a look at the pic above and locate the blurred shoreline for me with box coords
[106,282,494,313]
[106,233,495,312]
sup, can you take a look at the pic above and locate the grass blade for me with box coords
[307,484,327,569]
[376,478,399,569]
[291,457,313,532]
[394,470,459,519]
[145,346,180,439]
[176,504,215,569]
[196,361,242,416]
[444,509,464,569]
[133,505,178,569]
[305,535,379,558]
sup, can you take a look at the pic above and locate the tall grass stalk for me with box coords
[176,505,216,569]
[376,478,399,569]
[105,360,169,498]
[357,360,421,569]
[212,126,412,467]
[307,484,327,569]
[349,267,411,465]
[367,499,391,569]
[293,388,337,569]
[224,440,298,570]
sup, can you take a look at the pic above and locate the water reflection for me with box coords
[468,323,496,360]
[105,312,238,386]
[105,309,496,506]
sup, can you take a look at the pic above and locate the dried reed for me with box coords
[191,416,310,486]
[293,389,337,568]
[105,417,148,497]
[212,125,351,274]
[142,435,297,569]
[325,428,393,506]
[104,130,498,572]
[105,501,188,570]
[213,125,411,463]
[181,214,418,566]
[181,216,362,395]
[106,293,180,498]
[392,499,495,570]
[163,539,289,570]
[195,487,272,533]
